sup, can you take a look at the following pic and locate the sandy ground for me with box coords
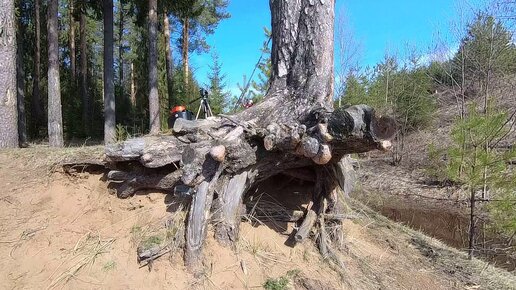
[0,147,514,290]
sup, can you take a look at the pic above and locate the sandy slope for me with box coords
[0,147,514,290]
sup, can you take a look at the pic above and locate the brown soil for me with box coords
[0,147,514,290]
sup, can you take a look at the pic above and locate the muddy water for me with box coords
[360,195,516,271]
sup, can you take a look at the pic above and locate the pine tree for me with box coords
[79,4,89,136]
[163,13,175,108]
[446,104,516,258]
[340,70,368,107]
[47,0,64,147]
[206,53,229,114]
[148,0,160,134]
[453,12,516,93]
[171,0,230,94]
[0,0,19,148]
[104,0,116,143]
[32,0,44,137]
[16,10,27,146]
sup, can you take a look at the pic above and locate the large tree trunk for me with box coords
[148,0,160,134]
[47,0,64,147]
[104,0,115,144]
[69,0,76,80]
[80,11,89,136]
[103,0,395,271]
[163,13,174,108]
[32,0,43,138]
[17,18,27,146]
[118,0,124,88]
[0,0,18,148]
[181,17,189,89]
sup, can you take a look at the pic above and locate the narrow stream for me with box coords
[361,195,516,271]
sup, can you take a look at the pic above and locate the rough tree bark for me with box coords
[148,0,160,134]
[32,0,44,137]
[17,18,27,146]
[104,0,116,144]
[118,0,124,88]
[69,0,76,80]
[80,11,89,136]
[0,0,18,148]
[163,13,174,107]
[181,17,189,88]
[48,0,64,147]
[103,0,396,270]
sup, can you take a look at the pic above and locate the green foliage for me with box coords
[425,143,450,183]
[171,0,230,54]
[452,12,516,87]
[426,61,453,87]
[263,269,300,290]
[140,235,163,250]
[251,27,272,103]
[445,104,516,234]
[263,276,289,290]
[342,56,436,132]
[115,124,130,142]
[206,52,230,114]
[488,189,516,234]
[339,70,368,108]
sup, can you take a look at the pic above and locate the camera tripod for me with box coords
[190,89,214,120]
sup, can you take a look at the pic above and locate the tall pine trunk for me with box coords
[80,11,89,136]
[17,18,27,146]
[181,17,189,89]
[163,13,174,108]
[47,0,64,147]
[0,0,18,148]
[104,0,115,144]
[32,0,43,137]
[148,0,160,134]
[69,0,76,80]
[118,0,124,87]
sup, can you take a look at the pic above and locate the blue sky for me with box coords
[188,0,489,98]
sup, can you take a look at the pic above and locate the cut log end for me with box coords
[312,144,332,165]
[209,145,226,162]
[371,115,397,141]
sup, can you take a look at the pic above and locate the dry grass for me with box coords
[47,233,115,289]
[3,145,104,171]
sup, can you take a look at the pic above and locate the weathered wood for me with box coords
[105,136,185,168]
[137,245,171,266]
[295,208,317,242]
[331,156,356,197]
[108,169,182,198]
[185,158,222,268]
[214,171,249,246]
[91,0,399,272]
[173,118,218,134]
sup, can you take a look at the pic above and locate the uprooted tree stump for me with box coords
[102,0,396,270]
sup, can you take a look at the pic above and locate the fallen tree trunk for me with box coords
[102,0,396,270]
[105,104,394,268]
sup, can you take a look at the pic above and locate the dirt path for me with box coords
[0,148,514,290]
